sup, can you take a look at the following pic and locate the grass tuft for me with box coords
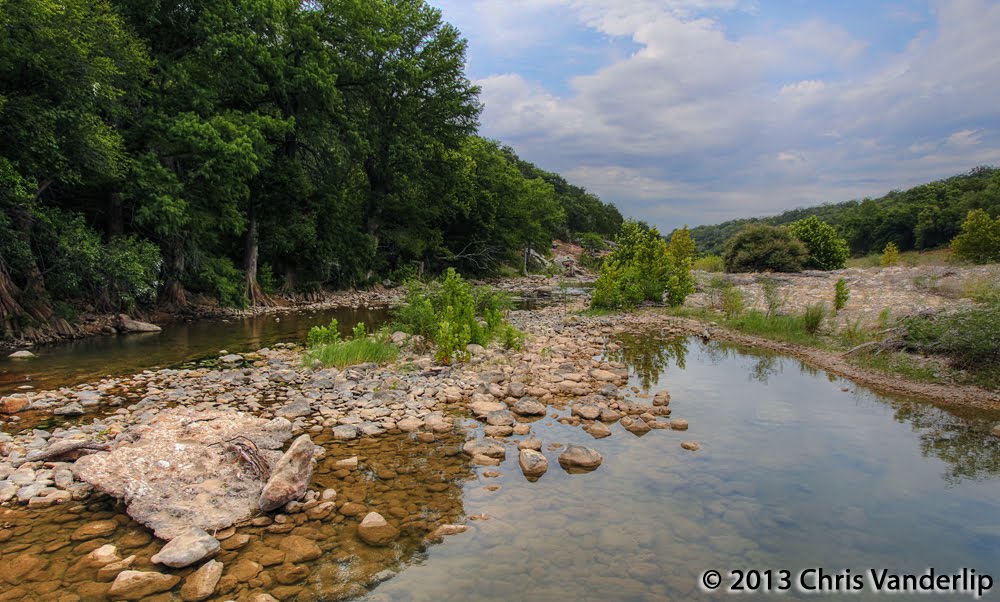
[305,337,399,368]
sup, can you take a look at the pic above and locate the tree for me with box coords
[592,221,693,309]
[723,225,809,273]
[951,209,1000,264]
[789,216,849,270]
[668,226,696,263]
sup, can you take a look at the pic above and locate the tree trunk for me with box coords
[0,259,24,335]
[363,156,388,245]
[161,239,188,310]
[243,213,274,307]
[108,191,124,237]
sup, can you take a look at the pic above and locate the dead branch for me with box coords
[211,436,271,481]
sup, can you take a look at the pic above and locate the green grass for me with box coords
[725,310,825,346]
[846,248,953,268]
[305,338,399,368]
[846,351,940,384]
[963,277,1000,304]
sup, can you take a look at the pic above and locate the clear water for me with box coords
[0,307,389,396]
[364,336,1000,601]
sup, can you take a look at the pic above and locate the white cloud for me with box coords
[439,0,1000,228]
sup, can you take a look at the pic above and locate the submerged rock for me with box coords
[150,527,219,568]
[558,445,603,473]
[681,441,701,451]
[8,350,35,358]
[73,407,292,539]
[620,415,651,436]
[357,512,399,546]
[461,439,506,459]
[258,434,317,512]
[115,315,162,334]
[426,524,468,541]
[512,397,546,416]
[108,570,179,600]
[180,560,223,602]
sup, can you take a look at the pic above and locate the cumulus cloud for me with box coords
[435,0,1000,229]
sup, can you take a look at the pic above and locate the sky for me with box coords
[430,0,1000,231]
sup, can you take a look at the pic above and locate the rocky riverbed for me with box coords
[0,302,701,601]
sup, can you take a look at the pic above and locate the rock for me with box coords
[115,315,162,333]
[339,502,366,516]
[681,441,701,451]
[485,410,515,426]
[97,555,137,581]
[73,407,293,540]
[992,424,1000,438]
[53,402,84,416]
[71,520,119,541]
[150,527,220,568]
[427,524,468,540]
[180,560,223,601]
[395,417,424,432]
[108,570,180,600]
[589,369,619,382]
[517,436,542,451]
[472,454,501,466]
[518,449,548,479]
[584,422,611,438]
[8,350,35,358]
[469,400,506,418]
[462,439,506,459]
[0,481,16,503]
[466,343,485,355]
[332,424,359,440]
[512,397,546,416]
[558,445,603,472]
[571,404,601,420]
[334,456,358,470]
[275,398,311,419]
[620,415,651,435]
[249,594,280,602]
[279,535,322,563]
[390,331,408,345]
[219,354,243,363]
[259,434,317,512]
[507,382,526,398]
[670,418,689,430]
[0,395,30,414]
[357,512,399,546]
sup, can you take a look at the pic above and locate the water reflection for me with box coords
[606,333,688,391]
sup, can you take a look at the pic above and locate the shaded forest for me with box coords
[0,0,621,338]
[686,167,1000,257]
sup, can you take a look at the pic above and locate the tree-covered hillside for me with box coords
[0,0,621,338]
[686,167,1000,256]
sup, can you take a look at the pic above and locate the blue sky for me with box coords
[431,0,1000,231]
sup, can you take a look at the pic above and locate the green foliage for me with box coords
[723,224,809,273]
[693,254,725,272]
[880,242,900,267]
[689,166,1000,257]
[306,334,398,369]
[834,278,850,313]
[901,304,1000,384]
[789,216,850,270]
[964,278,1000,304]
[803,303,826,334]
[722,286,744,319]
[725,310,823,345]
[393,269,521,363]
[950,209,1000,264]
[759,277,783,316]
[591,221,693,309]
[667,226,696,263]
[307,319,342,348]
[577,232,607,268]
[197,257,246,308]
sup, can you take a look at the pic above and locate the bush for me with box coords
[759,277,783,316]
[803,303,826,334]
[723,224,809,273]
[880,242,900,267]
[834,278,850,313]
[789,216,849,270]
[577,232,607,268]
[950,209,1000,264]
[901,304,1000,379]
[722,286,744,319]
[667,226,696,262]
[591,221,694,309]
[393,269,522,364]
[305,319,399,368]
[197,256,246,308]
[307,318,342,347]
[693,254,724,272]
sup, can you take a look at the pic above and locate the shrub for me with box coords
[901,304,1000,377]
[950,209,1000,264]
[789,216,849,270]
[577,232,607,268]
[197,256,246,308]
[667,226,696,263]
[591,220,694,309]
[393,269,523,364]
[834,278,850,313]
[722,286,744,319]
[307,318,342,347]
[723,224,809,273]
[880,242,900,267]
[759,277,783,317]
[803,303,826,334]
[693,254,724,272]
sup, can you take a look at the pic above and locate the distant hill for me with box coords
[685,166,1000,257]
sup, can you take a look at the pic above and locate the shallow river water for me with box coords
[2,334,999,601]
